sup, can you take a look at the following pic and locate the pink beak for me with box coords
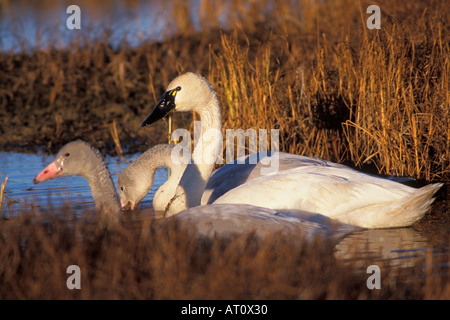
[33,161,63,184]
[120,198,135,210]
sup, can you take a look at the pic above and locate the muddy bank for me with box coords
[0,31,224,155]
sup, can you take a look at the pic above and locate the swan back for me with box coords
[201,152,351,205]
[166,204,357,244]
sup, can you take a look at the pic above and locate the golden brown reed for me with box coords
[205,1,449,180]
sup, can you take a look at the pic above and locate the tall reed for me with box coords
[206,1,449,179]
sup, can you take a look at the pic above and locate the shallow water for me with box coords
[0,151,167,215]
[0,151,448,286]
[0,1,230,52]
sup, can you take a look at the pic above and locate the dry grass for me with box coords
[0,206,449,300]
[205,1,449,180]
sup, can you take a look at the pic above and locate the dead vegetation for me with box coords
[0,207,449,300]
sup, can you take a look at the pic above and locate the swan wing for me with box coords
[201,152,351,205]
[213,166,442,228]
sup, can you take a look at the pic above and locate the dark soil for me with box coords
[0,31,223,156]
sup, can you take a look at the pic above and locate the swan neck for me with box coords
[85,160,121,216]
[166,97,222,215]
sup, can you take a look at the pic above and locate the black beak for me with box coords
[141,89,177,127]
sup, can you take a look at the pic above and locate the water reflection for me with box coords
[0,0,214,52]
[336,228,429,267]
[0,0,171,52]
[334,227,449,279]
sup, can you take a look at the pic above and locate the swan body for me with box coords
[118,147,345,208]
[33,140,121,222]
[169,204,358,243]
[201,151,351,205]
[117,145,342,211]
[141,72,443,229]
[212,165,442,228]
[118,145,416,215]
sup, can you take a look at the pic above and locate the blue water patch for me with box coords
[0,0,206,52]
[0,151,168,213]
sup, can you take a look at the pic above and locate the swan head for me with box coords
[33,140,99,183]
[142,72,215,127]
[117,168,152,210]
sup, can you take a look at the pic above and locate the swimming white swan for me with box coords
[141,72,443,228]
[142,73,222,215]
[33,140,349,240]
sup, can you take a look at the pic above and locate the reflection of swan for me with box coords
[334,227,434,273]
[33,140,351,241]
[141,72,442,228]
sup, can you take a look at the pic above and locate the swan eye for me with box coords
[171,86,181,97]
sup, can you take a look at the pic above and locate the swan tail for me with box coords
[338,182,443,228]
[398,182,443,221]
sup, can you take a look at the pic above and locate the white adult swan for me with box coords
[142,72,222,215]
[141,72,443,228]
[33,140,349,240]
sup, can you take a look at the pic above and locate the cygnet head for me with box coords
[33,140,100,183]
[118,167,152,210]
[141,72,216,127]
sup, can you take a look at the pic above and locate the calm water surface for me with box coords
[0,150,167,214]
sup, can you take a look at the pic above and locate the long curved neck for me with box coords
[84,154,121,217]
[144,145,187,211]
[166,97,222,216]
[192,97,222,181]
